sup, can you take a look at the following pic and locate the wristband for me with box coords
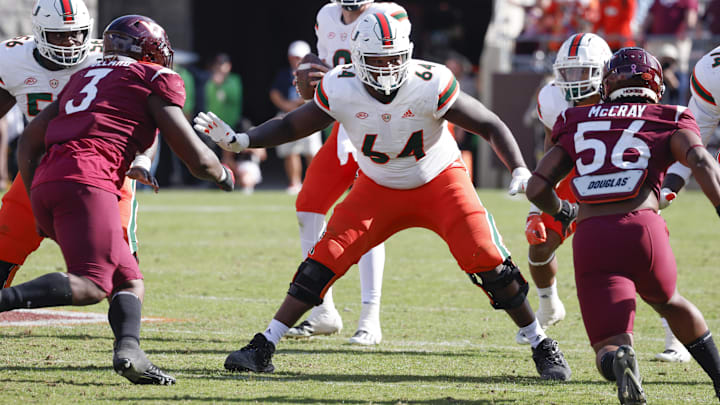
[130,155,152,172]
[528,202,541,215]
[218,166,228,183]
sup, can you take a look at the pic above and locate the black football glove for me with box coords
[552,199,578,237]
[216,164,235,192]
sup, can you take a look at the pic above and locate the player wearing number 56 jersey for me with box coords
[528,47,720,404]
[0,0,147,290]
[197,12,571,380]
[288,0,409,346]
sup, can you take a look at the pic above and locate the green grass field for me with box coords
[0,188,718,404]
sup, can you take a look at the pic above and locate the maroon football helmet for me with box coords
[102,15,173,68]
[601,47,664,103]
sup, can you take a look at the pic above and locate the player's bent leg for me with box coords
[350,243,385,346]
[227,259,340,373]
[118,178,139,255]
[110,286,174,385]
[469,259,571,381]
[592,335,647,404]
[0,272,73,311]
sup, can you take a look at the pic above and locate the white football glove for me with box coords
[508,167,532,196]
[193,111,249,153]
[658,187,677,210]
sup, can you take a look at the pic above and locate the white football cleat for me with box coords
[655,318,691,362]
[286,307,343,338]
[536,298,566,329]
[348,329,381,345]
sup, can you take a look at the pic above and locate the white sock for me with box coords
[263,319,289,346]
[358,243,384,305]
[356,302,381,332]
[537,279,558,300]
[661,317,684,350]
[520,319,547,349]
[296,211,326,259]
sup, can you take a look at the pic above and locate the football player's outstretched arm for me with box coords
[148,95,229,188]
[443,91,527,172]
[17,100,58,197]
[247,101,334,148]
[671,128,720,209]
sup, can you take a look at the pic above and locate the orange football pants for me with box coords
[308,162,510,280]
[0,174,137,265]
[295,122,359,214]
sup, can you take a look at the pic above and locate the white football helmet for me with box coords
[31,0,93,67]
[332,0,374,10]
[351,12,413,95]
[553,33,612,102]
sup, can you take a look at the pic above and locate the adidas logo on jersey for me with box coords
[402,109,414,118]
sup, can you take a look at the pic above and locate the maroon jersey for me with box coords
[552,103,701,203]
[32,59,186,195]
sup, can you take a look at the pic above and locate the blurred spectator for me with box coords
[642,0,697,104]
[594,0,637,50]
[444,49,478,99]
[704,0,720,35]
[480,0,535,106]
[538,0,600,51]
[204,52,245,182]
[656,43,682,104]
[269,40,321,195]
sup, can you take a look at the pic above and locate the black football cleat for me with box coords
[113,347,176,385]
[531,337,572,381]
[224,333,275,373]
[614,345,646,405]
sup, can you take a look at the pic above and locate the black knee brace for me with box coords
[468,257,529,310]
[287,259,336,306]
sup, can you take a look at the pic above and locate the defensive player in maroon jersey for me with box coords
[528,47,720,404]
[6,15,234,385]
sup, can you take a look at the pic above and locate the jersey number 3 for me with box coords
[64,68,113,115]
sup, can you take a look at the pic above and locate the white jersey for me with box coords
[315,2,410,164]
[314,59,461,189]
[688,45,720,145]
[315,2,409,67]
[0,35,102,122]
[536,82,572,131]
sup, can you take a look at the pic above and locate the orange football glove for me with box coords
[525,212,547,245]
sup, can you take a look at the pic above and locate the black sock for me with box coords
[108,291,142,350]
[600,351,617,381]
[685,331,720,386]
[0,272,72,311]
[0,260,19,287]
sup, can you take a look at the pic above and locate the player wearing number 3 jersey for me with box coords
[528,47,720,404]
[198,11,571,380]
[0,0,148,290]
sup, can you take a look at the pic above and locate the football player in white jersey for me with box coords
[517,33,612,343]
[656,43,720,363]
[286,0,410,346]
[196,12,572,380]
[0,0,156,289]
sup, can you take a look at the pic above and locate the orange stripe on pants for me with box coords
[308,163,507,279]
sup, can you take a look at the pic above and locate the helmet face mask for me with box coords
[102,15,174,69]
[332,0,374,11]
[601,47,665,104]
[32,0,93,67]
[553,33,612,102]
[351,13,412,95]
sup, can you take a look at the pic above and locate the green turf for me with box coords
[1,189,718,404]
